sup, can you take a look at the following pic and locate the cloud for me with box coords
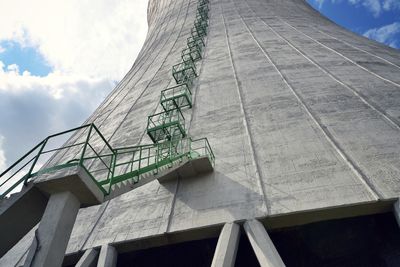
[311,0,400,16]
[383,0,400,11]
[363,22,400,48]
[315,0,327,8]
[362,0,382,17]
[340,0,382,17]
[0,61,115,163]
[0,0,148,80]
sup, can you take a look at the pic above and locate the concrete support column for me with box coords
[97,245,117,267]
[24,191,80,267]
[393,200,400,227]
[76,248,99,267]
[211,222,240,267]
[243,220,285,267]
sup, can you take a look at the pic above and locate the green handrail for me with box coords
[0,0,213,199]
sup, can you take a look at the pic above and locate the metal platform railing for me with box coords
[106,137,214,187]
[147,108,186,143]
[0,124,113,197]
[0,126,214,198]
[172,60,198,84]
[161,83,193,110]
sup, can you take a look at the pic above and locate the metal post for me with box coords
[80,125,93,166]
[27,138,48,180]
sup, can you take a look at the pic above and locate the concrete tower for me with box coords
[1,0,400,266]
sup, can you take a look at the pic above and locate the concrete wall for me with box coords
[2,0,400,263]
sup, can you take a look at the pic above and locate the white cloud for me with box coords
[362,0,382,17]
[363,22,400,48]
[0,61,111,102]
[0,0,148,80]
[6,63,19,73]
[315,0,326,8]
[0,61,115,163]
[342,0,382,16]
[383,0,400,11]
[312,0,400,16]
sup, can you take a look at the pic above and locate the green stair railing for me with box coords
[172,60,198,84]
[187,37,205,56]
[160,83,193,110]
[182,46,202,63]
[1,0,213,199]
[196,11,208,21]
[0,124,114,198]
[147,108,186,143]
[0,126,214,198]
[106,137,214,188]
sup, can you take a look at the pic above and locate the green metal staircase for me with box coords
[0,0,212,200]
[0,125,214,198]
[0,0,212,258]
[147,0,210,144]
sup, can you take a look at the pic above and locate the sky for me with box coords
[0,0,149,171]
[0,0,399,173]
[307,0,400,49]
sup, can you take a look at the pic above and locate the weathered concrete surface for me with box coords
[24,191,80,267]
[3,0,400,263]
[0,225,37,266]
[211,222,240,267]
[34,165,104,206]
[244,220,285,267]
[0,185,47,257]
[97,245,117,267]
[394,200,400,227]
[76,249,99,267]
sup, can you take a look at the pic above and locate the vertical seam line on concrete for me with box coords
[165,175,181,233]
[79,200,111,251]
[234,0,381,200]
[221,3,270,215]
[252,16,400,131]
[279,18,400,89]
[315,28,400,70]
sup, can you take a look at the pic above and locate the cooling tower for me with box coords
[1,0,400,266]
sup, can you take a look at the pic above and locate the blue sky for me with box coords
[0,41,52,76]
[307,0,400,48]
[0,0,399,173]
